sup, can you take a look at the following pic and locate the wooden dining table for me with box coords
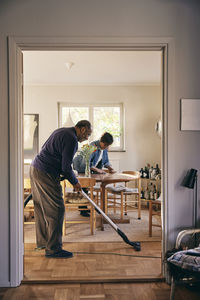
[78,172,139,230]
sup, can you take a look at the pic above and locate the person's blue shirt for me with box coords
[89,140,111,169]
[73,140,111,173]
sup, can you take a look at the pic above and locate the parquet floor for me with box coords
[24,242,162,282]
[1,282,200,300]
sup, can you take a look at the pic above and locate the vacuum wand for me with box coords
[81,190,141,251]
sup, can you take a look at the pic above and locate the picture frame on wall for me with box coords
[181,99,200,131]
[24,114,39,162]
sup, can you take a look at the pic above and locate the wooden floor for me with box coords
[1,282,200,300]
[24,210,162,244]
[2,242,200,300]
[24,242,162,282]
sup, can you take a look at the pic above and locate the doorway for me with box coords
[7,37,168,286]
[23,49,163,280]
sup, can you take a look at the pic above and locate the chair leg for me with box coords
[124,194,127,215]
[120,191,124,220]
[138,195,141,220]
[149,200,152,237]
[105,190,108,215]
[93,206,96,233]
[63,208,66,236]
[90,206,94,235]
[170,276,176,300]
[114,194,116,214]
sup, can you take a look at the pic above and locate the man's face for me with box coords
[78,127,92,142]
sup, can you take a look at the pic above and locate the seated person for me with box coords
[89,132,115,174]
[73,132,115,216]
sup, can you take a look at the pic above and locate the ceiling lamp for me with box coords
[65,61,75,70]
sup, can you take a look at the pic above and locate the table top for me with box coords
[78,172,138,184]
[24,172,138,186]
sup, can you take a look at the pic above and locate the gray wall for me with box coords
[1,0,200,286]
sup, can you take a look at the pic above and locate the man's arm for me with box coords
[103,150,116,173]
[61,137,79,185]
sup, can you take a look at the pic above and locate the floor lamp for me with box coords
[182,168,198,245]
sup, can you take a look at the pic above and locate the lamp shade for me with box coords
[182,168,197,189]
[63,110,74,127]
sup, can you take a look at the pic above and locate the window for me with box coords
[58,103,124,151]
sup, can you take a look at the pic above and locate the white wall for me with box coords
[24,84,161,172]
[1,0,200,287]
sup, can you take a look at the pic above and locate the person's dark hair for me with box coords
[100,132,113,145]
[75,120,91,130]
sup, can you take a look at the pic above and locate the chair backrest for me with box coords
[77,177,96,188]
[63,177,96,187]
[122,171,141,190]
[62,177,96,203]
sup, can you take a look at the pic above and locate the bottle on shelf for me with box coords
[139,168,144,178]
[144,164,149,178]
[143,170,148,178]
[144,163,150,179]
[153,184,157,200]
[151,167,157,179]
[149,166,153,179]
[156,164,160,175]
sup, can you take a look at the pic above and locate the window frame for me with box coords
[58,102,125,151]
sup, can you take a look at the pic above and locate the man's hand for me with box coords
[98,169,106,174]
[73,182,82,192]
[91,167,106,174]
[108,167,116,174]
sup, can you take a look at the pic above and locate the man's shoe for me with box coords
[45,249,73,258]
[80,210,90,217]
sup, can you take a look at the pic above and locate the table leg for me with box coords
[100,183,106,231]
[149,200,152,237]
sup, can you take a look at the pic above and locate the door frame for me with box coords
[8,36,173,286]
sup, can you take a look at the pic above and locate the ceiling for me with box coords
[23,50,162,85]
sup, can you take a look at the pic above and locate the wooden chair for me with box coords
[148,197,162,237]
[105,171,141,220]
[62,177,96,235]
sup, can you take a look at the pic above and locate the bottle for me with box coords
[156,164,160,175]
[153,185,157,200]
[143,169,147,178]
[140,168,144,178]
[151,167,157,179]
[149,166,153,179]
[145,164,150,179]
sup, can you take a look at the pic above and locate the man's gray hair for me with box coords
[75,120,91,129]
